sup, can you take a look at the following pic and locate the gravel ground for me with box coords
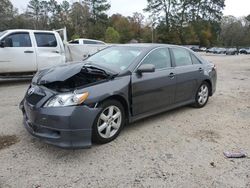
[0,54,250,188]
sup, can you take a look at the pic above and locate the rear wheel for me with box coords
[193,82,210,108]
[92,100,125,144]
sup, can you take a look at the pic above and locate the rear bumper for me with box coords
[20,100,101,149]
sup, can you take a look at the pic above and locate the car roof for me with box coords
[112,43,192,51]
[5,29,57,33]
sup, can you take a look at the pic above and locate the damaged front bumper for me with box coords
[20,98,101,149]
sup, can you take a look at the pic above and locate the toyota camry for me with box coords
[20,44,217,148]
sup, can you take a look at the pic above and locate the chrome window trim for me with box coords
[133,47,173,73]
[171,47,194,67]
[1,32,32,48]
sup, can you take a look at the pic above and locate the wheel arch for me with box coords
[203,79,212,96]
[100,95,130,124]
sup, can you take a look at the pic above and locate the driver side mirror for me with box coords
[137,64,155,74]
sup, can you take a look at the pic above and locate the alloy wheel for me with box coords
[97,105,122,139]
[197,84,209,105]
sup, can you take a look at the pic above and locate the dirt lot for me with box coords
[0,54,250,188]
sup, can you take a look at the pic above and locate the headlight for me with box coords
[44,92,89,107]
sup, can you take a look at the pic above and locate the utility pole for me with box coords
[152,26,154,43]
[151,16,157,43]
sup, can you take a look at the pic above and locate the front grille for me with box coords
[26,94,44,105]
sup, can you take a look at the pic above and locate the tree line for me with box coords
[0,0,250,47]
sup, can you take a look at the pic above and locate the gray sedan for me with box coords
[20,44,217,149]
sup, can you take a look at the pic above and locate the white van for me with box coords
[0,29,66,75]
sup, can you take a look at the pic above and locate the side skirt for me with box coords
[129,99,195,123]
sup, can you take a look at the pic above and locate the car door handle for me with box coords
[24,50,34,53]
[52,50,60,54]
[168,72,175,79]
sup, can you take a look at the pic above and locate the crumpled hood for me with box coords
[33,62,84,85]
[32,62,117,85]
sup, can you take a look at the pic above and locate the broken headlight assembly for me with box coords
[44,92,89,107]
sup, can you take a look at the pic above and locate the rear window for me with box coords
[84,40,104,44]
[35,33,57,47]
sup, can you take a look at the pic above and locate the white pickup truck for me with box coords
[0,29,107,76]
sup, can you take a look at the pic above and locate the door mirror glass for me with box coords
[137,64,155,74]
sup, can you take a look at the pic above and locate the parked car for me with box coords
[20,44,217,149]
[190,46,201,52]
[200,47,207,52]
[206,47,216,53]
[226,48,239,55]
[69,38,106,45]
[213,48,226,54]
[239,47,250,54]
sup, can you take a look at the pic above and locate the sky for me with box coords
[10,0,250,18]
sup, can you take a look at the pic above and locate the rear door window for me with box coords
[141,48,172,70]
[3,32,31,47]
[191,54,202,64]
[34,33,57,47]
[172,48,193,66]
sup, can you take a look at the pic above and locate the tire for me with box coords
[193,82,210,108]
[92,100,125,144]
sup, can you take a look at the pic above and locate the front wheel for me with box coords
[193,82,210,108]
[92,100,125,144]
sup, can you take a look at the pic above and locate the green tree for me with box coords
[69,2,90,38]
[128,12,145,41]
[39,1,49,29]
[84,0,110,22]
[0,0,16,31]
[105,27,120,43]
[145,0,176,33]
[110,14,133,43]
[27,0,42,29]
[83,0,111,39]
[141,25,153,43]
[220,16,248,47]
[144,0,225,45]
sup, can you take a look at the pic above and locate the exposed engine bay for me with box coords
[42,67,111,92]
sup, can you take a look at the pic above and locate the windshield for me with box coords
[88,46,145,72]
